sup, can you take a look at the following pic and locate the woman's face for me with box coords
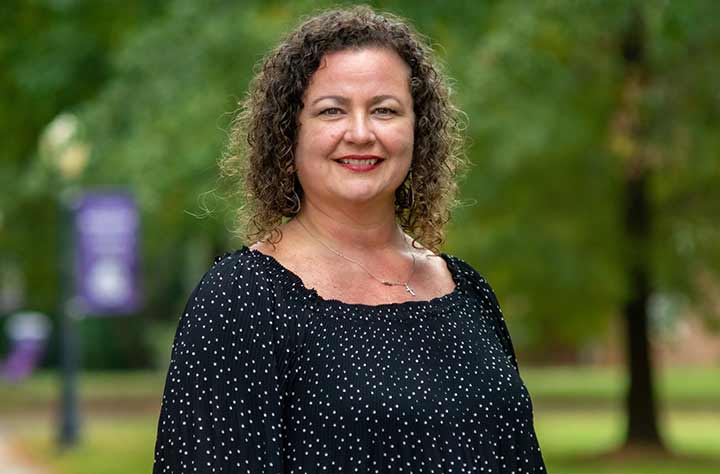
[295,47,415,211]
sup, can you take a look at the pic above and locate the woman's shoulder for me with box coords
[439,253,505,311]
[178,245,303,330]
[206,243,303,281]
[198,246,275,295]
[196,245,315,310]
[441,253,519,369]
[439,252,489,286]
[180,248,277,325]
[176,246,308,350]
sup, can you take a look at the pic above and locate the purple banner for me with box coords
[71,191,141,315]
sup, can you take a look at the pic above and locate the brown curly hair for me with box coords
[221,5,465,252]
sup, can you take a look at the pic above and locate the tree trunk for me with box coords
[622,172,664,449]
[614,6,666,451]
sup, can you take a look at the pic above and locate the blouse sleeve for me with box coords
[454,258,521,374]
[153,252,297,474]
[479,277,520,374]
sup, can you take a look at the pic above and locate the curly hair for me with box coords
[221,5,465,252]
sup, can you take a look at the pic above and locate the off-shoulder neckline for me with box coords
[237,245,468,314]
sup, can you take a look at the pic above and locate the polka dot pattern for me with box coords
[153,246,546,473]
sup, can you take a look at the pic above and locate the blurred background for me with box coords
[1,0,719,473]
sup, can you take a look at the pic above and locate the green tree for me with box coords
[450,0,720,451]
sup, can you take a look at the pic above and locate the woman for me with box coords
[154,6,545,473]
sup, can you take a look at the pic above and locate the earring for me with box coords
[396,172,414,210]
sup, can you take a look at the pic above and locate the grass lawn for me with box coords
[14,416,157,474]
[4,366,719,473]
[12,408,719,474]
[536,409,720,473]
[0,370,165,414]
[522,366,720,407]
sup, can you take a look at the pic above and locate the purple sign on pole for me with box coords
[71,191,141,315]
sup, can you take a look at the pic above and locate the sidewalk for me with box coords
[0,430,48,474]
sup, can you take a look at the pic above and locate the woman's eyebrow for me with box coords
[369,95,401,105]
[311,95,348,105]
[311,94,402,105]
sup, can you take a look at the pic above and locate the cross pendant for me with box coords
[404,283,416,296]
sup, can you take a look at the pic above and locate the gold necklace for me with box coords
[296,217,417,296]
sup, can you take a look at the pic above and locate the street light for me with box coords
[39,112,90,449]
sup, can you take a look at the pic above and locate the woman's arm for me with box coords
[153,252,294,474]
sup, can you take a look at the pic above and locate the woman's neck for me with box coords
[292,197,407,254]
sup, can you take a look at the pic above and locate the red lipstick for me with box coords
[334,155,384,172]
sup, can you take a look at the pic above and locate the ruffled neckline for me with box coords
[237,245,469,316]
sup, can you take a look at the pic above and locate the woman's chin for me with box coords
[332,189,393,208]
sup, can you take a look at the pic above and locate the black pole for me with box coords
[58,190,81,449]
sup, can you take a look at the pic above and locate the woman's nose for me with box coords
[344,113,375,145]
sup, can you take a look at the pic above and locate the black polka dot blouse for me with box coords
[153,247,546,473]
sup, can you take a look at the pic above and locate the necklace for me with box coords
[295,217,417,296]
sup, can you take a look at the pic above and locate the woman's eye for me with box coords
[373,107,397,117]
[319,107,343,116]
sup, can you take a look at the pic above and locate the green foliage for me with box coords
[0,0,165,366]
[3,0,719,366]
[443,0,720,350]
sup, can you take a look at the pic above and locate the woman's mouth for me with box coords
[334,156,384,171]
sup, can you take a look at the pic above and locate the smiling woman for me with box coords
[223,7,465,255]
[153,5,546,474]
[295,47,415,214]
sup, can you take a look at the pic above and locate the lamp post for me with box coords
[40,113,89,449]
